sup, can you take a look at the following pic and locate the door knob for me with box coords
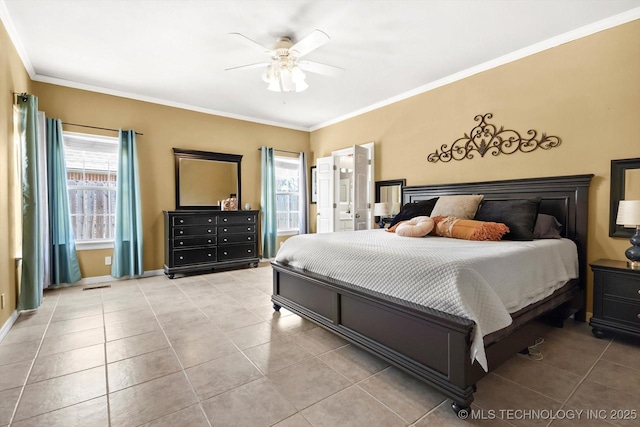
[355,213,360,218]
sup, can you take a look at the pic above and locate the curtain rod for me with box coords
[62,122,143,136]
[13,92,29,102]
[257,147,300,155]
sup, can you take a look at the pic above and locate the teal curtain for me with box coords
[111,130,144,278]
[46,118,82,285]
[18,95,44,310]
[260,147,277,258]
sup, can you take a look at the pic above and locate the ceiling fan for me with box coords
[226,29,343,93]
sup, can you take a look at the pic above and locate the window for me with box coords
[275,156,301,234]
[63,132,118,248]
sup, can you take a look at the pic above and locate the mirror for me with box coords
[375,179,406,223]
[610,158,640,237]
[173,148,242,210]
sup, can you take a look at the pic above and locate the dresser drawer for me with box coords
[172,215,216,226]
[174,248,217,266]
[218,244,256,261]
[602,299,640,326]
[174,236,217,248]
[219,225,256,235]
[603,273,640,302]
[219,234,255,245]
[173,226,217,237]
[219,214,255,225]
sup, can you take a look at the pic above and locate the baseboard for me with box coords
[48,269,165,289]
[0,310,19,344]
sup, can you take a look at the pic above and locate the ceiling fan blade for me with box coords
[225,62,270,72]
[298,60,344,77]
[228,33,273,55]
[290,29,330,58]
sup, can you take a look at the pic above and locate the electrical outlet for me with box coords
[1,293,5,310]
[105,256,112,266]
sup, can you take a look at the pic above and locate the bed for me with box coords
[270,174,592,412]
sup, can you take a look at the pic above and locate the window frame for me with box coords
[63,131,119,250]
[274,155,302,236]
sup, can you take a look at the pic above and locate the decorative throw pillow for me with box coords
[389,198,439,228]
[474,198,541,241]
[432,216,509,241]
[394,216,434,237]
[533,214,563,239]
[430,195,484,220]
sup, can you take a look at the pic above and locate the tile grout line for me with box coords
[7,292,61,426]
[136,276,214,427]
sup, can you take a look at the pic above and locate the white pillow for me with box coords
[396,216,434,237]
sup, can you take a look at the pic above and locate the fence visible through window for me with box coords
[63,132,119,243]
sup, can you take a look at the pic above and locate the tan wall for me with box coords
[0,22,31,328]
[32,83,309,278]
[2,18,638,332]
[311,20,640,311]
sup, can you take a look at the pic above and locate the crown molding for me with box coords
[2,0,638,133]
[0,0,35,77]
[31,73,310,132]
[309,8,640,131]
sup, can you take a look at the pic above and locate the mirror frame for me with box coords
[609,157,640,237]
[375,179,406,219]
[173,148,242,210]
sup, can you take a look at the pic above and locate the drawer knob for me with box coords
[223,218,228,222]
[247,218,251,221]
[248,249,252,253]
[208,239,212,243]
[223,238,228,242]
[179,256,183,260]
[637,289,640,295]
[208,253,212,257]
[224,252,228,255]
[180,219,184,224]
[179,242,183,245]
[207,229,212,233]
[179,230,183,235]
[223,228,228,232]
[637,313,640,319]
[247,237,252,241]
[208,218,212,223]
[247,227,251,231]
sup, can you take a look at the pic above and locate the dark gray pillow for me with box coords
[389,198,439,228]
[474,198,541,241]
[533,214,563,239]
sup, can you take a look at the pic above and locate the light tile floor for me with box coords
[1,263,639,427]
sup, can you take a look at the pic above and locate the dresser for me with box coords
[589,259,640,339]
[163,210,260,278]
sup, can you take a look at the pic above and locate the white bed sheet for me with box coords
[275,230,578,371]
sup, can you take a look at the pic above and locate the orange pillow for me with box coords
[432,216,509,241]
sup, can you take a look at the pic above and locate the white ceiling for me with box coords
[2,0,639,131]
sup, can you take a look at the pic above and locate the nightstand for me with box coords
[589,259,640,339]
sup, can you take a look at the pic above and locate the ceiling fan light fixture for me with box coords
[291,65,306,84]
[295,79,309,92]
[267,78,280,92]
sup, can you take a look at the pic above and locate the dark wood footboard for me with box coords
[271,174,592,411]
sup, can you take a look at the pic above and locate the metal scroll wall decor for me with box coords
[427,113,561,163]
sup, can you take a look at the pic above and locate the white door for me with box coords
[352,145,370,230]
[316,156,335,233]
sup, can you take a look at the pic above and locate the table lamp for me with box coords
[374,202,391,228]
[616,200,640,269]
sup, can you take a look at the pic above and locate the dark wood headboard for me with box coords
[402,174,593,293]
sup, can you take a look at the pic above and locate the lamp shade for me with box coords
[373,202,390,217]
[616,200,640,227]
